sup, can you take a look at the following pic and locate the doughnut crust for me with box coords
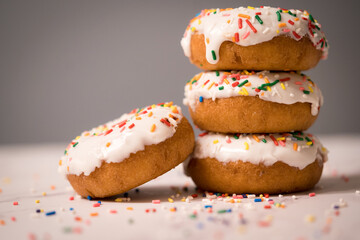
[189,34,322,71]
[187,157,323,194]
[67,117,194,198]
[189,96,318,133]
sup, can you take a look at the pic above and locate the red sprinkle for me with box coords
[238,18,243,29]
[199,132,208,137]
[234,32,239,42]
[192,194,198,198]
[203,79,210,86]
[309,192,316,197]
[288,20,294,25]
[264,194,269,198]
[255,12,261,15]
[93,203,101,207]
[11,217,16,222]
[232,81,239,87]
[105,129,113,136]
[279,77,291,82]
[109,209,117,214]
[13,201,18,206]
[69,196,74,201]
[160,118,170,127]
[255,88,261,93]
[128,123,135,129]
[246,19,257,33]
[270,135,279,146]
[264,205,271,209]
[292,31,301,39]
[117,120,127,128]
[152,200,161,204]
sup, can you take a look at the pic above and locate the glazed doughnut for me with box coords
[186,132,328,194]
[58,102,195,198]
[181,6,328,71]
[184,71,323,133]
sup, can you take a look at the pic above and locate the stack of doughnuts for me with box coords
[181,6,329,194]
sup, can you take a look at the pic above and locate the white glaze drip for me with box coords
[192,132,328,170]
[181,6,328,64]
[183,71,323,116]
[58,103,183,176]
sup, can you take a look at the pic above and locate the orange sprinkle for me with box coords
[227,20,231,24]
[238,14,250,19]
[74,216,82,222]
[148,112,153,117]
[294,18,299,21]
[264,77,270,83]
[90,212,98,217]
[261,92,265,96]
[224,78,230,85]
[50,185,56,190]
[207,82,215,90]
[245,82,251,87]
[278,23,287,28]
[259,74,263,79]
[84,132,90,136]
[126,207,133,211]
[293,143,298,151]
[135,117,142,120]
[106,142,111,147]
[150,124,156,132]
[0,220,5,225]
[58,160,62,166]
[67,166,69,172]
[171,106,179,114]
[252,135,260,142]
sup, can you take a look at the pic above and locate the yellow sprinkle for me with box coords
[293,143,298,151]
[283,10,289,13]
[264,77,270,83]
[281,83,286,90]
[244,142,249,150]
[40,209,44,213]
[305,215,316,223]
[181,197,186,202]
[247,6,255,9]
[189,84,192,90]
[252,135,260,142]
[266,86,271,92]
[308,85,314,92]
[42,192,46,196]
[115,198,123,202]
[213,140,219,144]
[238,87,249,96]
[150,124,156,132]
[135,117,141,120]
[75,136,81,140]
[238,13,250,19]
[243,70,250,75]
[237,199,241,203]
[191,27,196,32]
[278,23,287,28]
[84,132,90,136]
[106,142,111,147]
[171,106,179,114]
[35,200,40,204]
[126,207,133,211]
[90,212,98,217]
[206,38,210,44]
[58,160,62,166]
[207,82,215,90]
[168,198,174,203]
[307,141,313,145]
[276,30,280,34]
[224,78,230,85]
[277,137,285,141]
[259,194,263,198]
[198,19,201,25]
[148,112,153,117]
[151,104,156,109]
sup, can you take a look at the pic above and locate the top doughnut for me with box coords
[181,6,329,71]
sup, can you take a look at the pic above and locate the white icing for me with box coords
[183,71,323,116]
[181,6,329,63]
[192,132,328,170]
[58,103,183,176]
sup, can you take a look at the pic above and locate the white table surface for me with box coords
[0,135,359,240]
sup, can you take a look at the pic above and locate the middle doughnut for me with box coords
[184,71,323,133]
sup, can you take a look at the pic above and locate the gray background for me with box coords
[1,0,359,144]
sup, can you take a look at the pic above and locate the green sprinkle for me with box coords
[200,64,203,67]
[305,137,312,142]
[288,10,296,17]
[232,77,236,81]
[191,79,197,84]
[276,11,281,21]
[255,15,263,24]
[211,50,216,61]
[219,86,224,90]
[238,80,249,87]
[309,14,315,23]
[217,209,227,214]
[262,139,267,143]
[189,214,197,219]
[73,142,79,147]
[258,80,280,91]
[64,150,67,155]
[303,90,310,94]
[215,71,220,76]
[234,135,239,140]
[294,136,304,141]
[213,11,217,14]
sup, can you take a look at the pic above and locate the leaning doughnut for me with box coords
[59,102,195,198]
[186,132,328,194]
[181,7,328,71]
[184,71,323,133]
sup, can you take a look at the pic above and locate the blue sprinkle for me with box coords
[242,194,247,198]
[204,205,212,209]
[197,222,204,229]
[254,198,262,202]
[202,193,206,197]
[199,96,203,102]
[226,209,232,213]
[87,196,92,200]
[45,211,56,216]
[333,205,339,209]
[268,199,273,202]
[69,207,74,211]
[195,12,201,17]
[97,201,102,204]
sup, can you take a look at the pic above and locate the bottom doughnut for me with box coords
[186,132,327,194]
[187,157,323,194]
